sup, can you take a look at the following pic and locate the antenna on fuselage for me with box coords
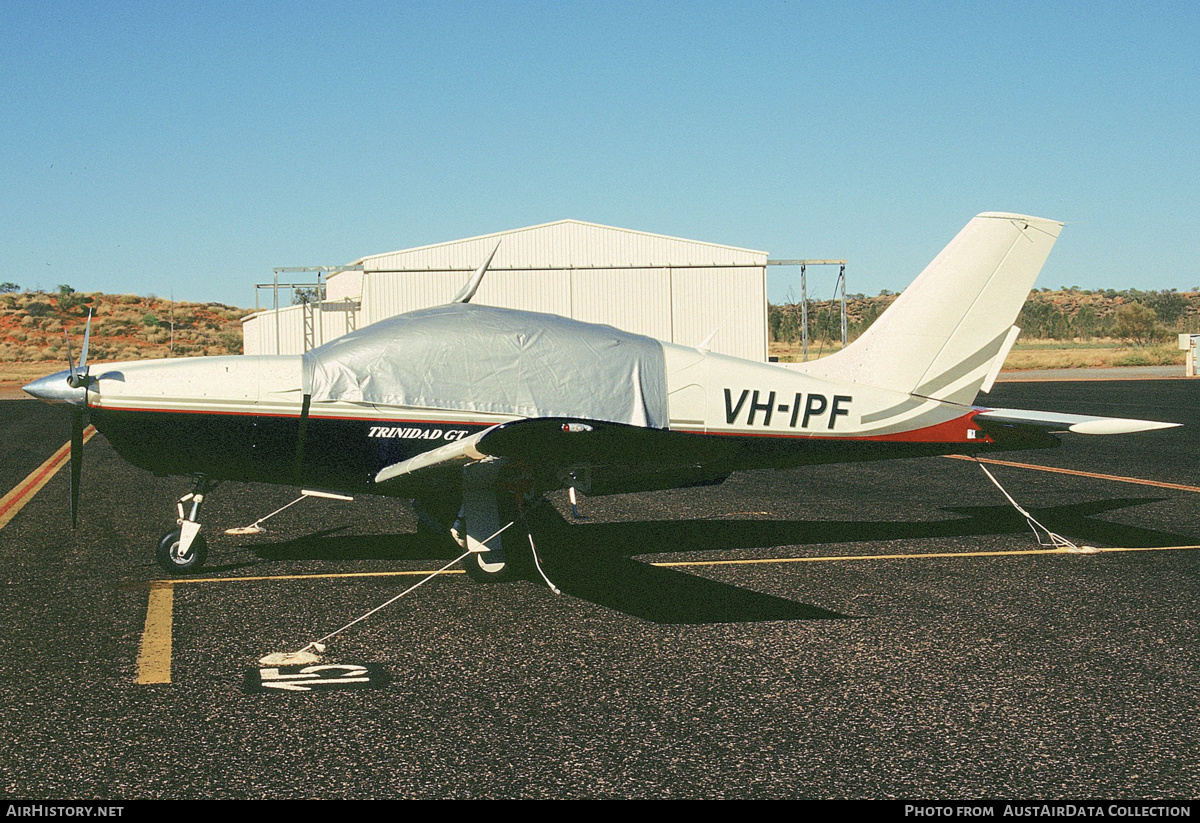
[695,298,743,353]
[451,241,501,304]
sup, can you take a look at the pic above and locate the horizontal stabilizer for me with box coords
[975,408,1180,435]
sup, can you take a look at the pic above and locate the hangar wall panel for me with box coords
[362,269,571,325]
[361,272,460,326]
[326,271,363,301]
[569,268,672,338]
[242,313,260,356]
[360,221,762,271]
[671,266,767,360]
[243,301,362,355]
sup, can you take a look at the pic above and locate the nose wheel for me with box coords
[155,475,215,575]
[156,528,208,573]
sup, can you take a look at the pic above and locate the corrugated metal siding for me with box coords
[362,221,763,268]
[326,271,363,301]
[318,301,358,342]
[474,270,570,316]
[569,268,672,338]
[242,301,362,355]
[243,305,302,355]
[670,266,766,360]
[361,269,571,325]
[242,313,260,355]
[362,272,460,326]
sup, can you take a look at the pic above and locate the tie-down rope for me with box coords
[972,457,1098,554]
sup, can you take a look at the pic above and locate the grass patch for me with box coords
[1002,340,1182,370]
[768,337,1185,370]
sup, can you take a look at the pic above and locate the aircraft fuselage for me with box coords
[57,347,1054,500]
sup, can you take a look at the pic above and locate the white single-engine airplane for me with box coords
[24,213,1179,578]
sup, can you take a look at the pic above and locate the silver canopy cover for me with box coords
[301,303,668,428]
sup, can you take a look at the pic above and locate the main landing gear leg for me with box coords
[155,474,216,574]
[457,461,529,583]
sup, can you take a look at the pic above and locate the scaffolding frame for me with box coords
[767,259,848,361]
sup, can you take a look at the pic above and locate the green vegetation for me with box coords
[54,284,94,315]
[292,287,321,305]
[1013,288,1194,343]
[769,293,894,348]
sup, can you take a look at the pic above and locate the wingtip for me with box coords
[1067,419,1181,435]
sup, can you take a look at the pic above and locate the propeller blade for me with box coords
[78,309,92,376]
[70,408,83,528]
[64,310,94,390]
[64,330,78,387]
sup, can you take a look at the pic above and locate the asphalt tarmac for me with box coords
[2,379,1199,799]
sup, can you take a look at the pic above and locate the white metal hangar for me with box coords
[241,219,769,361]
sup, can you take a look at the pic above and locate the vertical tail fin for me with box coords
[798,212,1063,404]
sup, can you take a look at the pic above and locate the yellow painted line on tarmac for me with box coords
[135,583,174,685]
[130,567,464,684]
[0,426,96,531]
[943,455,1200,494]
[137,567,466,588]
[651,543,1200,568]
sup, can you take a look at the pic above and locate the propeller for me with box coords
[62,310,92,528]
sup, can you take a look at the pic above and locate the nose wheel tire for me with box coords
[156,528,208,574]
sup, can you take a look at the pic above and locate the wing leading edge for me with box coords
[373,408,1179,497]
[373,418,735,497]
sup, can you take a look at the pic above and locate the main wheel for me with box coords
[463,538,523,582]
[461,497,531,584]
[156,528,208,575]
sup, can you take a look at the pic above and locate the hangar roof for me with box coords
[345,219,767,272]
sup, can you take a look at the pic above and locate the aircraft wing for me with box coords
[372,409,1180,498]
[373,418,735,496]
[374,425,498,485]
[974,408,1180,435]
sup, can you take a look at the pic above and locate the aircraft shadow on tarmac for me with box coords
[238,496,1191,625]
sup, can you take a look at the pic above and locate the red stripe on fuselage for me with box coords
[697,412,987,443]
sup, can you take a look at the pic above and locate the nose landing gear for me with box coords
[155,475,215,574]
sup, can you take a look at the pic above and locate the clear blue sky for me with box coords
[3,1,1197,307]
